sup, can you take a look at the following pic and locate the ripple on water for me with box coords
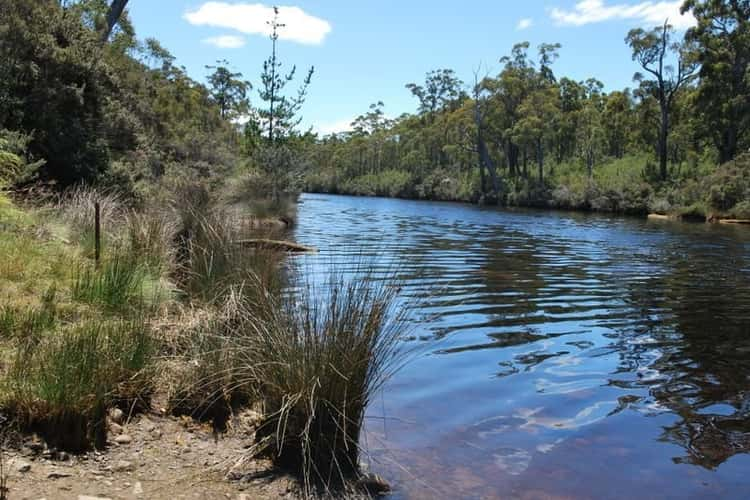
[294,193,750,498]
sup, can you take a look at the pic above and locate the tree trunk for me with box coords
[102,0,129,42]
[536,138,544,184]
[659,103,669,181]
[719,126,738,164]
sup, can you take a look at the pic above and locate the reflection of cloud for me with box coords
[185,2,332,45]
[518,402,617,430]
[549,0,695,29]
[493,448,532,475]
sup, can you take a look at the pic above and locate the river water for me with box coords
[293,193,750,499]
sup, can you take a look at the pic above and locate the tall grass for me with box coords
[55,186,123,254]
[72,251,149,311]
[5,317,153,451]
[177,205,284,304]
[0,286,57,339]
[211,271,412,493]
[125,209,177,274]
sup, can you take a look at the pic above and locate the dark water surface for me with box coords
[293,193,750,500]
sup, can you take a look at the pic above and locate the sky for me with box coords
[128,1,695,135]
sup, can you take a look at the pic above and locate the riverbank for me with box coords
[0,186,402,498]
[305,153,750,224]
[2,408,295,499]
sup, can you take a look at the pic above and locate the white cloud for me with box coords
[549,0,695,30]
[314,118,354,136]
[517,18,534,30]
[185,2,332,45]
[202,34,246,48]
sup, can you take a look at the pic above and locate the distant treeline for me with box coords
[305,1,750,219]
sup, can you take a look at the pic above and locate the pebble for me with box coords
[133,481,144,495]
[113,460,135,472]
[47,470,73,479]
[114,434,132,445]
[78,496,112,500]
[14,460,32,473]
[109,422,124,435]
[109,408,125,425]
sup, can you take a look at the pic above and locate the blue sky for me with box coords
[128,1,694,134]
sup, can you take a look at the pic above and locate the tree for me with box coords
[206,60,251,120]
[577,94,606,178]
[627,21,698,180]
[682,0,750,163]
[472,69,502,200]
[257,6,314,143]
[406,69,465,118]
[102,0,129,42]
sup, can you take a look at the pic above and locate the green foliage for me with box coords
[206,60,251,120]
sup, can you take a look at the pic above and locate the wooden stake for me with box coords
[94,201,101,267]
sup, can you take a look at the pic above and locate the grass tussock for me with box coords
[72,252,149,310]
[197,271,413,492]
[4,317,153,451]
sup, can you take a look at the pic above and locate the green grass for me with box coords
[4,317,153,451]
[72,251,150,311]
[0,286,57,340]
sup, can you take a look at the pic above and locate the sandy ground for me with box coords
[3,408,297,500]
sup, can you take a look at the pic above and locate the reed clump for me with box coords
[195,272,411,493]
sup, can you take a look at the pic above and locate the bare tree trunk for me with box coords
[536,138,544,184]
[659,102,669,181]
[102,0,129,42]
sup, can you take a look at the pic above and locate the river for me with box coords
[292,193,750,499]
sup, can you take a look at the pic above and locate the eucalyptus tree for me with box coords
[626,21,698,180]
[406,69,466,166]
[206,60,251,120]
[682,0,750,163]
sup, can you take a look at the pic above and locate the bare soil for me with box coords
[3,408,297,500]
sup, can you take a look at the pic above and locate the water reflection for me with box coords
[294,194,750,498]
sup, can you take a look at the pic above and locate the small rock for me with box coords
[109,422,123,435]
[114,434,132,445]
[113,460,134,472]
[357,473,391,496]
[47,470,73,479]
[78,496,112,500]
[14,460,32,473]
[109,408,125,425]
[133,481,143,496]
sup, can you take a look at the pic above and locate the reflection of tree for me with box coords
[618,237,750,469]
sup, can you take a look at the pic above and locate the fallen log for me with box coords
[234,239,317,253]
[717,219,750,225]
[647,213,679,221]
